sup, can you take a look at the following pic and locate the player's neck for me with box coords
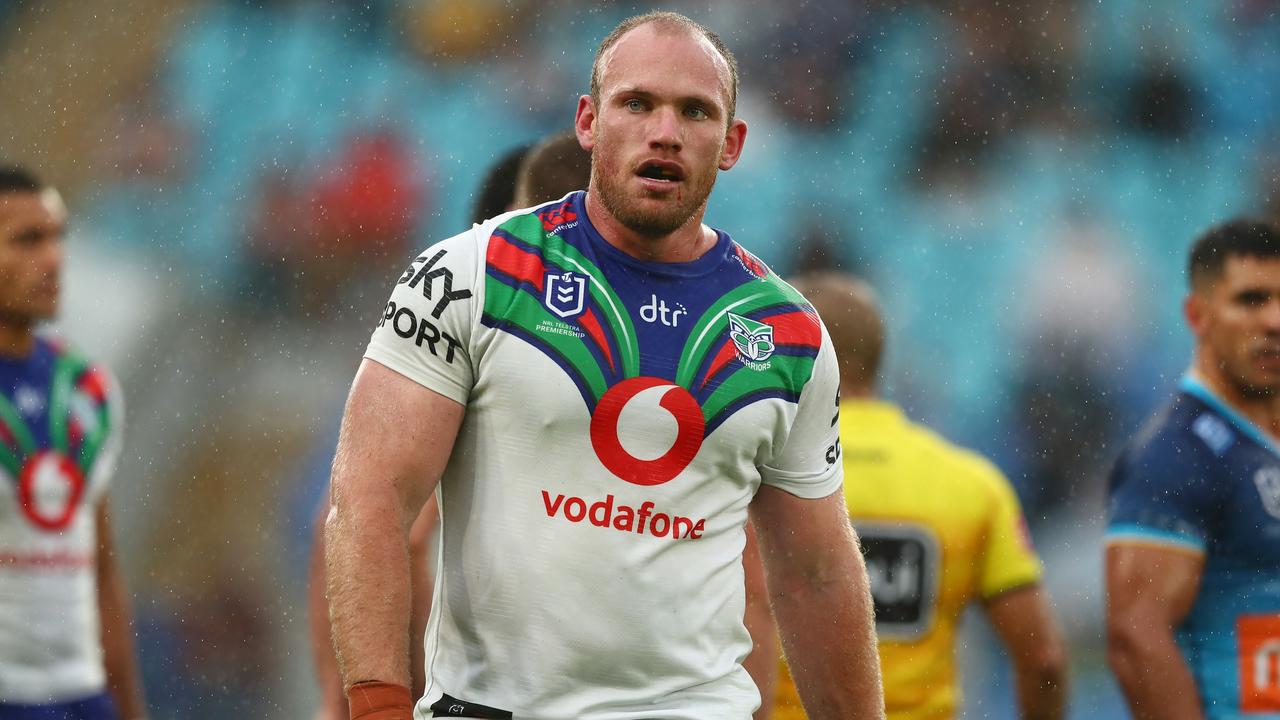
[0,320,36,359]
[583,191,716,264]
[1191,361,1280,439]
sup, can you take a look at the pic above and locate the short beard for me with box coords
[1233,378,1280,400]
[597,186,699,238]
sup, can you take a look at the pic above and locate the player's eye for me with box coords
[1237,291,1270,307]
[625,99,646,112]
[685,106,708,120]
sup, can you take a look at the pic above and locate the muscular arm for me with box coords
[326,359,463,701]
[1105,543,1206,720]
[95,500,147,720]
[311,495,439,719]
[985,585,1068,720]
[749,485,884,720]
[742,521,777,720]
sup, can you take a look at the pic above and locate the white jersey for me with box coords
[365,193,842,719]
[0,338,123,703]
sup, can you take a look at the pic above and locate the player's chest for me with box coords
[0,376,105,535]
[1217,451,1280,561]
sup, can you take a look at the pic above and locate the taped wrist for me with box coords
[348,681,413,720]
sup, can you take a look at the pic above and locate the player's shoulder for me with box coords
[35,333,121,405]
[727,242,815,309]
[1114,391,1223,474]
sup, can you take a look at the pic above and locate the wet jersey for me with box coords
[772,400,1042,720]
[1107,375,1280,719]
[365,191,843,720]
[0,337,122,703]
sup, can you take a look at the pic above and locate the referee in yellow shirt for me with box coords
[762,272,1069,720]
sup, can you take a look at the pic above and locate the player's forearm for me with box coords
[325,490,415,693]
[309,504,350,718]
[1013,657,1067,720]
[96,520,147,718]
[1107,626,1204,720]
[771,545,884,720]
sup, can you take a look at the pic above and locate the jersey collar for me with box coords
[1179,374,1280,457]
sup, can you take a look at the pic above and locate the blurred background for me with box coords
[2,0,1278,716]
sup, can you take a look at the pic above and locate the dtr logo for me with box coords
[590,377,705,486]
[545,271,587,319]
[639,294,686,327]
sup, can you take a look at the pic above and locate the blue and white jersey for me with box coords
[1107,375,1280,719]
[0,336,122,705]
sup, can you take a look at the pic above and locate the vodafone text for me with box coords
[540,490,706,540]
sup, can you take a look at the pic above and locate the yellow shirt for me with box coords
[772,400,1042,720]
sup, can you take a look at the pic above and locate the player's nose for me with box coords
[647,106,683,152]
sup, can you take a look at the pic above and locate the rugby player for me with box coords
[765,272,1068,720]
[0,167,147,720]
[325,11,883,720]
[1106,219,1280,719]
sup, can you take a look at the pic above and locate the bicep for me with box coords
[1106,543,1205,630]
[330,359,464,527]
[750,485,856,583]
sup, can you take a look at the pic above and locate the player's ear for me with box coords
[575,95,598,152]
[1185,292,1207,337]
[718,118,747,171]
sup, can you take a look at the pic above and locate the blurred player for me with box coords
[766,272,1067,720]
[0,167,147,719]
[308,131,591,719]
[327,11,882,720]
[1106,219,1280,719]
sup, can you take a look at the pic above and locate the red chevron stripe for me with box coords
[766,310,822,349]
[701,340,739,390]
[579,310,615,372]
[486,235,546,291]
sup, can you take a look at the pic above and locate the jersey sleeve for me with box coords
[758,323,843,499]
[1105,433,1218,555]
[974,457,1043,599]
[364,229,483,404]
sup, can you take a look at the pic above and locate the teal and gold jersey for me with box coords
[366,192,843,719]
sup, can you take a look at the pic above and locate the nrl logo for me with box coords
[728,312,775,364]
[545,271,587,319]
[1253,467,1280,520]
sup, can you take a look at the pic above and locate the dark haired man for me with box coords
[0,167,147,719]
[325,11,883,720]
[1107,219,1280,719]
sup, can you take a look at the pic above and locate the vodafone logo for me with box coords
[18,451,85,532]
[590,376,704,486]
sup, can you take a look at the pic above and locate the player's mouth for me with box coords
[634,160,685,191]
[1253,346,1280,368]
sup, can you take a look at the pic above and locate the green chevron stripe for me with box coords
[77,389,113,474]
[485,277,609,401]
[47,354,88,455]
[700,355,817,420]
[0,443,20,479]
[0,391,36,456]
